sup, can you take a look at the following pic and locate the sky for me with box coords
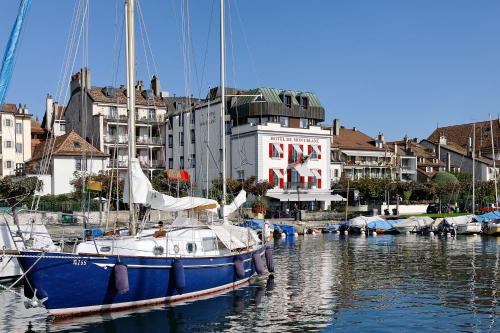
[1,0,500,141]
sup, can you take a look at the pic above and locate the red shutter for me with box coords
[318,145,322,159]
[318,169,322,188]
[269,143,273,158]
[308,176,312,185]
[300,145,304,161]
[308,145,312,156]
[300,176,305,187]
[279,169,284,188]
[280,144,284,158]
[288,144,293,163]
[269,169,274,184]
[287,168,291,186]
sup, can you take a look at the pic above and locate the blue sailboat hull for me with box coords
[18,248,265,317]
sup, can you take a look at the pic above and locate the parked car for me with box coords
[427,203,453,214]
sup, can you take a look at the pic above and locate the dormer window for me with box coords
[300,96,308,109]
[284,95,292,108]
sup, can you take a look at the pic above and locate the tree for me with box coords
[0,175,41,223]
[151,170,192,197]
[71,170,124,205]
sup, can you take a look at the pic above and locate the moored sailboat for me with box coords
[15,0,271,317]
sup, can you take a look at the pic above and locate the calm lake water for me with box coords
[1,234,499,332]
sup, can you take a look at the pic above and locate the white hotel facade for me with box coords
[166,87,333,210]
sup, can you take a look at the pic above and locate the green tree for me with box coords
[0,175,41,222]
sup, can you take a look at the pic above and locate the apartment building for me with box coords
[0,103,32,176]
[326,119,396,183]
[64,68,181,177]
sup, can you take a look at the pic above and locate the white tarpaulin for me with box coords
[444,215,474,226]
[208,224,259,250]
[125,159,219,212]
[223,190,247,217]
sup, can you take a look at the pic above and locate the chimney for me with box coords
[378,132,385,144]
[353,126,357,132]
[70,71,81,94]
[333,118,340,136]
[447,152,451,172]
[467,136,472,156]
[394,143,398,154]
[439,135,447,145]
[437,141,441,160]
[135,80,143,92]
[81,67,91,88]
[45,94,54,129]
[151,75,161,97]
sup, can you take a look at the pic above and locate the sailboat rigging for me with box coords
[13,0,271,317]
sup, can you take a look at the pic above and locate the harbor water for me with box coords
[1,233,499,332]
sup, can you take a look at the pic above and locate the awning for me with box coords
[273,143,283,154]
[273,169,284,178]
[293,164,314,177]
[292,144,302,153]
[311,169,322,178]
[266,192,346,202]
[312,145,320,154]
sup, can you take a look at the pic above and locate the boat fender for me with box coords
[294,232,299,238]
[114,262,129,294]
[265,247,275,273]
[280,232,286,239]
[234,257,245,278]
[173,259,185,294]
[253,252,265,275]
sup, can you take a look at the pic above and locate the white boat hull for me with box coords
[456,223,482,235]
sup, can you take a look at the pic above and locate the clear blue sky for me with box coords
[1,0,500,140]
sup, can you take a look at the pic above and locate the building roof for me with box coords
[421,138,497,167]
[428,119,500,154]
[230,87,323,109]
[331,127,387,151]
[29,130,107,162]
[387,138,446,167]
[0,103,18,113]
[87,87,187,110]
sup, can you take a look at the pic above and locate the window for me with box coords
[180,156,184,169]
[190,154,196,168]
[75,158,87,171]
[5,161,12,169]
[15,123,22,134]
[191,129,195,143]
[178,113,184,126]
[300,97,308,109]
[426,166,433,172]
[186,242,197,253]
[334,169,339,178]
[202,237,217,252]
[273,172,280,188]
[109,106,118,119]
[5,118,12,127]
[179,132,184,146]
[299,118,308,129]
[5,140,12,148]
[148,108,156,120]
[60,123,66,132]
[291,169,300,183]
[168,135,173,148]
[225,120,231,135]
[191,112,195,124]
[167,117,173,130]
[309,145,320,159]
[168,158,173,169]
[15,143,22,153]
[237,170,245,180]
[284,95,292,108]
[280,116,289,127]
[269,143,283,158]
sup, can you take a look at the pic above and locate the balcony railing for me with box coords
[136,136,164,145]
[286,182,313,190]
[105,114,165,123]
[104,135,128,144]
[108,159,129,168]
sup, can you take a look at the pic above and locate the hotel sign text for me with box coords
[269,136,320,143]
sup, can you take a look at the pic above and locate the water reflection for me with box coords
[0,234,499,332]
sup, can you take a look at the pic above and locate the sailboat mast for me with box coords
[125,0,137,235]
[220,0,226,221]
[472,123,476,214]
[490,114,498,209]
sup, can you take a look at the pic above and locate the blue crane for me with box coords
[0,0,33,106]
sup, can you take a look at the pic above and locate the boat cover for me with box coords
[208,224,260,250]
[349,215,385,228]
[474,211,500,223]
[443,215,474,226]
[367,219,399,230]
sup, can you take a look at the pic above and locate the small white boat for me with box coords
[393,216,433,233]
[445,215,481,235]
[482,220,500,235]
